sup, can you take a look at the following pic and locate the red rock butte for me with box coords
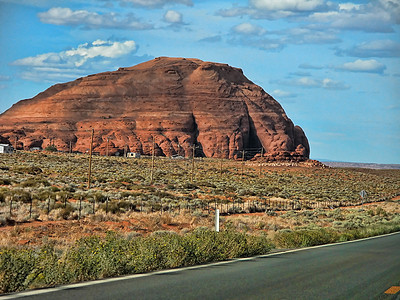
[0,57,309,160]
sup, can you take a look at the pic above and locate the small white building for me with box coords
[0,144,14,154]
[127,152,141,158]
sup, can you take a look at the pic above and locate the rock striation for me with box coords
[0,57,309,160]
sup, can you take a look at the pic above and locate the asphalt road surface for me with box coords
[2,232,400,300]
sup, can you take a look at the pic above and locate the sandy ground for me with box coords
[0,197,398,249]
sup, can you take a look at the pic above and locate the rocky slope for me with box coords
[0,57,309,160]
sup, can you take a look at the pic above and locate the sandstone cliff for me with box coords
[0,57,309,160]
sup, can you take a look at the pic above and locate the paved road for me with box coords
[3,232,400,300]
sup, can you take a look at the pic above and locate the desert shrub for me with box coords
[44,145,58,152]
[0,229,274,293]
[20,178,50,188]
[0,178,11,185]
[228,206,242,214]
[58,204,75,220]
[116,177,132,183]
[273,229,339,248]
[9,189,32,203]
[34,190,55,201]
[99,200,133,214]
[23,245,67,289]
[62,234,132,281]
[375,207,388,217]
[337,223,400,242]
[50,186,60,192]
[55,191,72,202]
[63,185,76,193]
[0,248,36,293]
[14,166,42,175]
[180,182,198,190]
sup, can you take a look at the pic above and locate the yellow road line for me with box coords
[385,286,400,295]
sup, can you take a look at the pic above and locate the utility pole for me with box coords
[191,144,195,183]
[69,141,72,154]
[219,148,223,176]
[106,137,110,157]
[241,149,245,177]
[87,129,94,190]
[150,137,155,184]
[259,147,264,177]
[14,136,18,150]
[220,158,223,176]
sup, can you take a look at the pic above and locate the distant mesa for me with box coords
[0,57,309,161]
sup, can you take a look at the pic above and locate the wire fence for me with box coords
[0,150,396,223]
[1,195,385,223]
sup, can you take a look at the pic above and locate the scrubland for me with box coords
[0,152,399,293]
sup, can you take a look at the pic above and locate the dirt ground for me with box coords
[1,198,398,249]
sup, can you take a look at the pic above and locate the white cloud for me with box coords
[321,78,348,89]
[250,0,325,12]
[228,36,285,51]
[13,40,137,68]
[218,7,253,18]
[38,7,153,30]
[219,0,398,32]
[232,23,266,36]
[308,9,393,32]
[271,89,297,98]
[336,40,400,57]
[307,0,400,33]
[282,27,340,44]
[163,10,182,23]
[12,40,138,81]
[92,40,108,46]
[229,24,339,52]
[297,77,320,87]
[378,0,400,23]
[299,63,324,69]
[338,3,361,11]
[218,0,328,20]
[65,40,137,66]
[121,0,193,8]
[0,75,10,81]
[272,76,350,90]
[338,59,387,74]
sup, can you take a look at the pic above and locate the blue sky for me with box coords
[0,0,399,164]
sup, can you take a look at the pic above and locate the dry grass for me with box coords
[0,152,399,248]
[0,199,398,248]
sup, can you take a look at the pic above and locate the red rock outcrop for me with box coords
[0,57,309,159]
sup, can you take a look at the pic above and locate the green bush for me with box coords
[274,223,400,248]
[44,145,58,152]
[14,166,42,175]
[0,229,273,293]
[274,229,339,248]
[99,200,134,214]
[59,204,75,220]
[0,248,36,293]
[9,189,32,203]
[20,178,50,188]
[0,178,11,185]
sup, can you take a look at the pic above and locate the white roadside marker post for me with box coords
[215,209,220,232]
